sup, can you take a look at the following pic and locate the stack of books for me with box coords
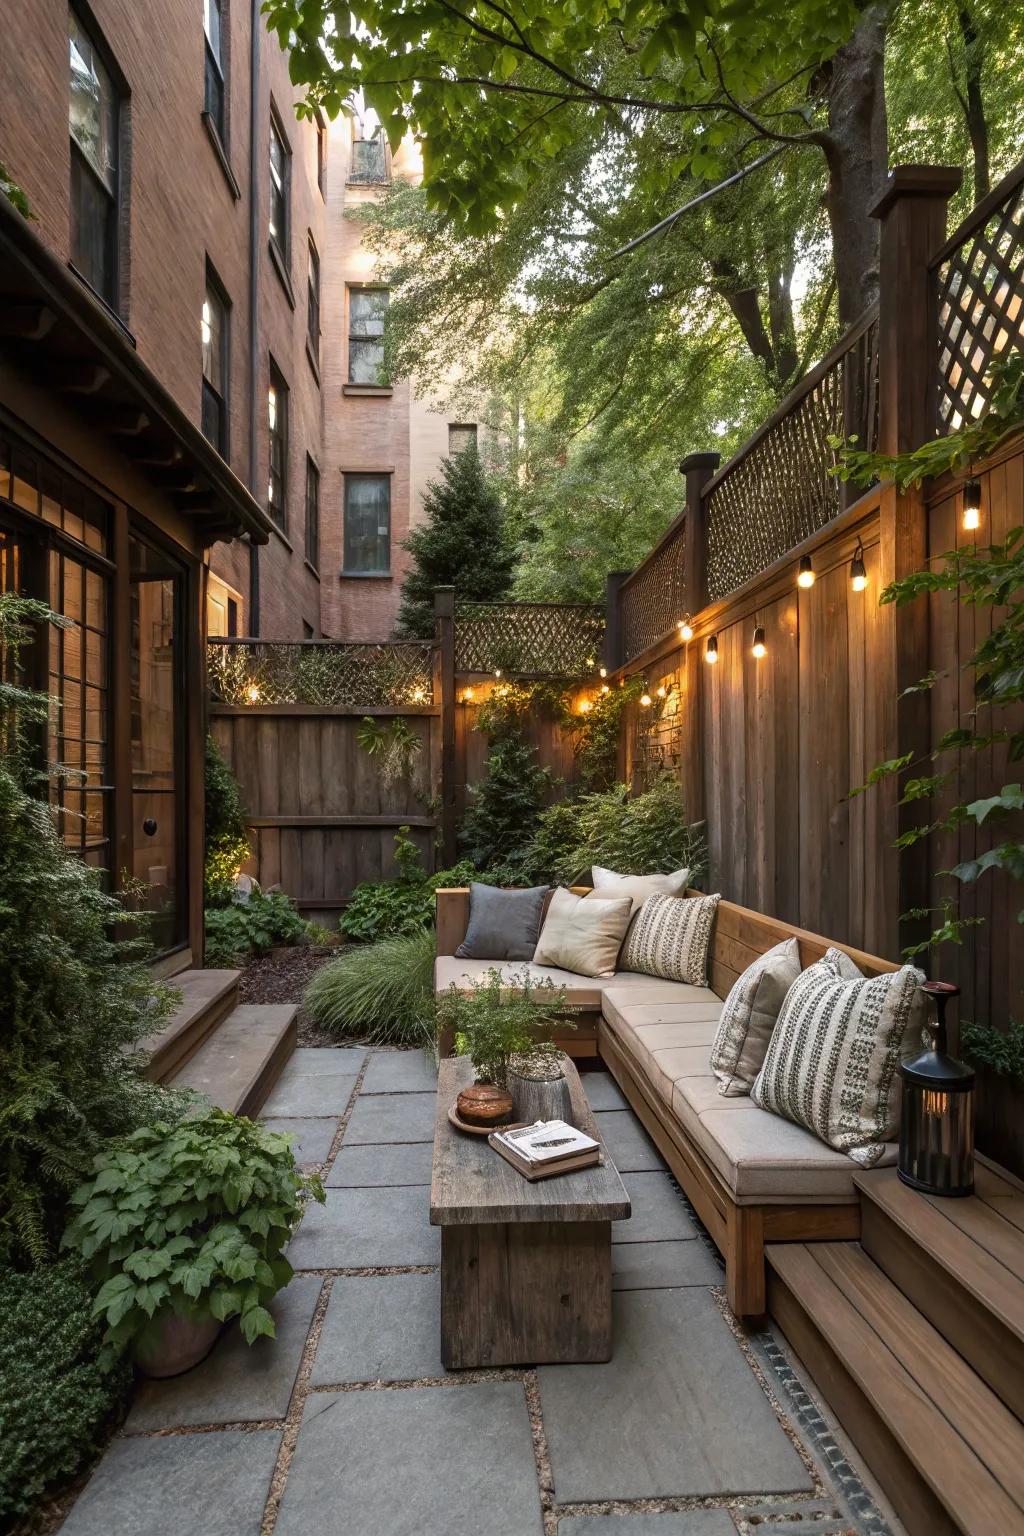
[489,1119,602,1181]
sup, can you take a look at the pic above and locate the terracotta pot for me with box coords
[456,1082,514,1127]
[133,1311,223,1379]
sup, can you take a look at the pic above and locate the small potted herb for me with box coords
[63,1109,325,1377]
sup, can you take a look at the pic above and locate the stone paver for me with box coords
[344,1090,437,1144]
[260,1071,358,1118]
[594,1110,666,1172]
[612,1239,721,1290]
[287,1186,440,1268]
[311,1272,446,1384]
[613,1172,697,1243]
[275,1383,543,1536]
[58,1429,281,1536]
[581,1070,628,1111]
[362,1050,438,1093]
[538,1288,812,1502]
[558,1514,736,1536]
[326,1140,434,1188]
[126,1275,321,1430]
[283,1047,368,1074]
[261,1117,339,1166]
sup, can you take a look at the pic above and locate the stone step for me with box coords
[142,969,241,1083]
[767,1240,1024,1536]
[169,1004,298,1117]
[855,1164,1024,1422]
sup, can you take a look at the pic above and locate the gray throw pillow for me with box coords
[456,883,549,961]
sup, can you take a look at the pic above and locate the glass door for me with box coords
[130,535,186,954]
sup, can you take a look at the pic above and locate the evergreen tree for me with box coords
[394,445,514,639]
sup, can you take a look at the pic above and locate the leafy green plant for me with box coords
[460,688,553,869]
[0,1257,130,1527]
[438,968,576,1087]
[63,1110,324,1353]
[0,593,178,1269]
[356,715,423,785]
[572,679,645,793]
[204,887,312,966]
[303,928,437,1046]
[0,160,33,219]
[204,734,252,906]
[341,826,492,943]
[961,1018,1024,1081]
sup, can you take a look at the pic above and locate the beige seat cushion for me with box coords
[600,985,721,1099]
[434,958,694,1010]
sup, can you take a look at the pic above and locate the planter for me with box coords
[133,1312,223,1379]
[456,1082,514,1128]
[510,1055,574,1126]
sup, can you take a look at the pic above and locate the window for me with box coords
[69,9,121,309]
[316,112,327,195]
[344,474,390,573]
[267,364,288,526]
[448,423,478,456]
[350,137,387,183]
[305,455,320,571]
[307,238,320,364]
[348,288,388,385]
[269,111,290,267]
[201,269,229,454]
[203,0,225,143]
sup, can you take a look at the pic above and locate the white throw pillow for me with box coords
[751,947,927,1166]
[533,887,634,978]
[590,865,691,918]
[619,892,721,985]
[709,937,802,1096]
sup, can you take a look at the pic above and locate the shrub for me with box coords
[460,733,552,869]
[204,734,251,906]
[0,1258,131,1528]
[438,968,575,1087]
[303,928,437,1046]
[340,826,493,943]
[63,1110,324,1353]
[204,887,311,966]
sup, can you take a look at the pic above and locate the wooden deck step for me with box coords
[168,1004,297,1117]
[767,1241,1024,1536]
[855,1165,1024,1421]
[142,969,241,1083]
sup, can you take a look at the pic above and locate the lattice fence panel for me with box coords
[705,313,879,604]
[207,641,435,707]
[935,176,1024,431]
[454,602,605,677]
[620,526,686,664]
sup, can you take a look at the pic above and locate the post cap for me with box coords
[678,452,721,474]
[869,164,963,220]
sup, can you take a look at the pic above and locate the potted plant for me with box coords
[63,1109,325,1377]
[438,968,579,1126]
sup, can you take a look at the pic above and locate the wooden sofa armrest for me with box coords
[435,887,471,956]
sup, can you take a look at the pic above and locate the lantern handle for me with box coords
[918,980,960,1054]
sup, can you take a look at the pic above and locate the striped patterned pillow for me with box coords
[751,948,927,1166]
[619,892,721,985]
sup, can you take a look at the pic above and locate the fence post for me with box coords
[870,163,962,954]
[434,586,458,865]
[603,571,630,672]
[679,452,720,617]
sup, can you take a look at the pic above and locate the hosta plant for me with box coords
[63,1110,324,1355]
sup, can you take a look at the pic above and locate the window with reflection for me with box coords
[201,270,229,454]
[307,238,321,364]
[305,456,320,571]
[269,113,290,266]
[268,364,288,525]
[348,288,388,384]
[343,473,390,573]
[203,0,225,141]
[69,8,121,308]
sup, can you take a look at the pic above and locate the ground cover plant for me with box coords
[204,886,315,967]
[303,927,437,1046]
[340,827,485,943]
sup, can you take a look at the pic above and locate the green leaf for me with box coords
[240,1306,277,1345]
[967,784,1024,823]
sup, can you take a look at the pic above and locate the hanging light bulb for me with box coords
[578,697,592,714]
[600,683,610,694]
[752,625,767,659]
[677,615,694,642]
[639,684,652,707]
[850,541,868,592]
[463,686,475,703]
[494,667,502,679]
[963,476,982,531]
[599,665,607,678]
[705,635,718,664]
[245,682,261,705]
[797,554,815,589]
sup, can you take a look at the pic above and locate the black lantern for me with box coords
[898,981,975,1197]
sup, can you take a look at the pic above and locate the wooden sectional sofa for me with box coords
[435,887,898,1319]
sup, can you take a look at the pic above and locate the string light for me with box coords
[494,668,502,679]
[578,698,593,714]
[797,554,815,589]
[705,635,718,664]
[677,616,694,642]
[656,683,667,698]
[462,686,475,703]
[752,625,766,659]
[850,541,868,591]
[599,665,607,678]
[245,682,261,705]
[963,476,982,532]
[639,684,652,707]
[600,683,610,694]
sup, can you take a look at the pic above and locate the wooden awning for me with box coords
[0,196,272,546]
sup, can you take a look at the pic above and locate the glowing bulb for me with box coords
[599,666,607,678]
[850,543,868,592]
[639,691,652,707]
[705,636,718,664]
[656,684,667,698]
[600,684,610,694]
[677,617,694,642]
[579,698,592,714]
[797,555,815,589]
[245,683,261,705]
[752,625,766,660]
[463,687,474,703]
[494,668,502,679]
[963,476,982,531]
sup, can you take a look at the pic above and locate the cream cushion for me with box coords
[751,948,926,1167]
[710,937,801,1096]
[533,886,633,978]
[620,892,721,984]
[434,958,691,1011]
[590,865,691,916]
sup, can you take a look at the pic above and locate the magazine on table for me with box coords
[488,1120,602,1179]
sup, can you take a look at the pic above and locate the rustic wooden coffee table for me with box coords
[430,1055,631,1368]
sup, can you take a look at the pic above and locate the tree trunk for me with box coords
[956,4,990,202]
[821,0,892,327]
[766,260,799,388]
[711,257,794,394]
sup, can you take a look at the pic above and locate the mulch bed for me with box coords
[236,944,346,1046]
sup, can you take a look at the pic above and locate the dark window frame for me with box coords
[315,110,327,197]
[203,0,227,148]
[343,471,391,575]
[268,102,291,272]
[68,3,130,317]
[307,235,321,364]
[201,261,230,458]
[267,359,289,529]
[347,286,389,386]
[305,454,320,573]
[448,422,478,456]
